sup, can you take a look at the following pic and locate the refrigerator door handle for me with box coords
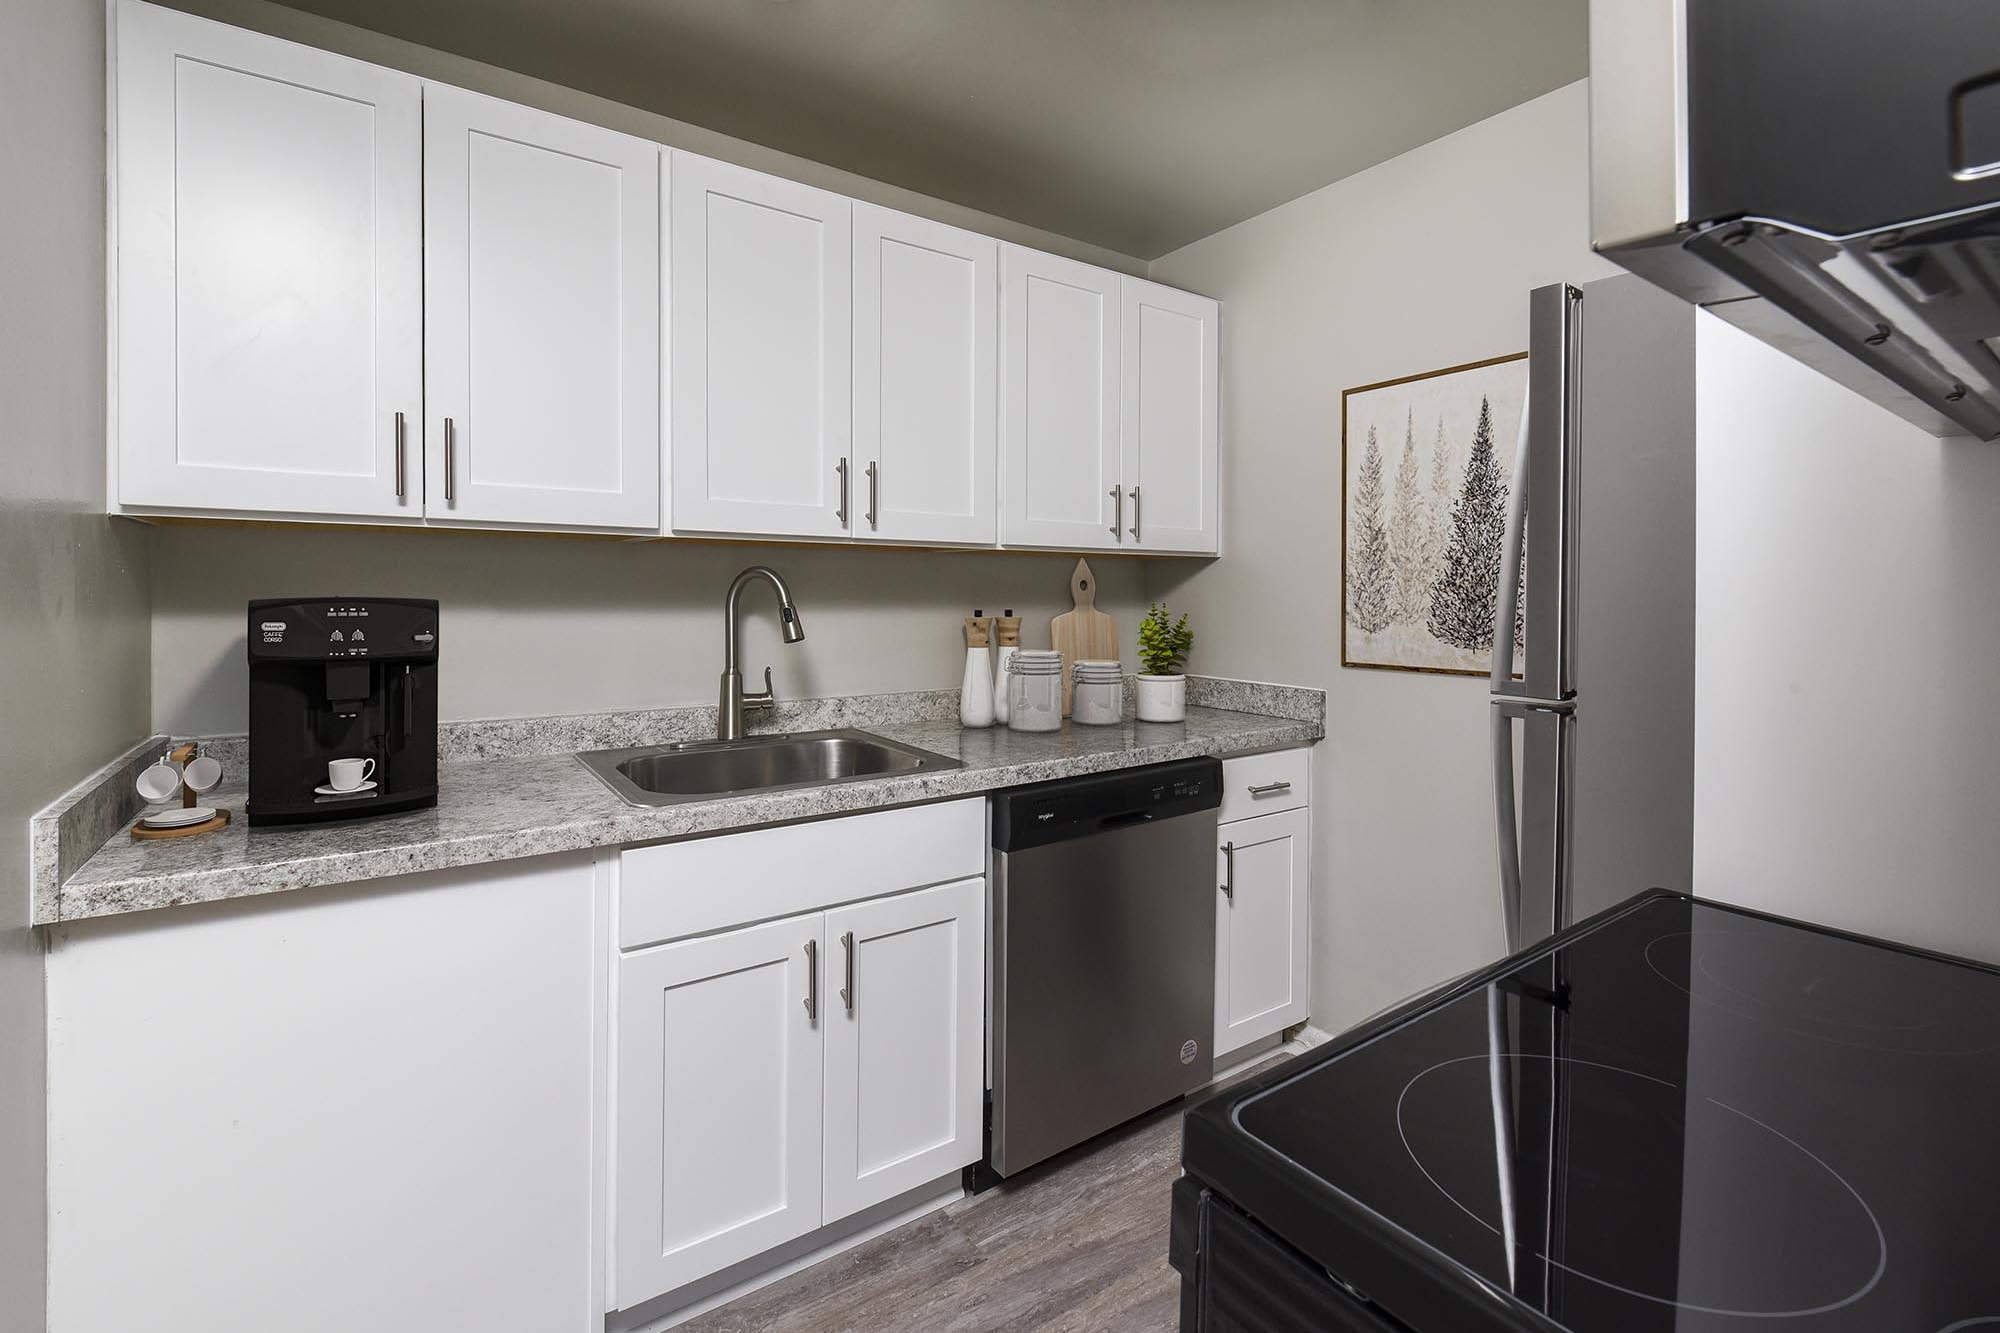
[1491,377,1534,953]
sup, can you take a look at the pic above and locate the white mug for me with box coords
[327,757,375,791]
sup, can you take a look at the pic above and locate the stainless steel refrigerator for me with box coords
[1490,276,1698,951]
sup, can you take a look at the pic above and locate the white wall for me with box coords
[151,528,1147,733]
[1694,315,2000,963]
[0,1,156,1327]
[1146,82,1616,1031]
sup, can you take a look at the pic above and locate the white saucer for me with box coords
[314,780,378,796]
[139,805,218,829]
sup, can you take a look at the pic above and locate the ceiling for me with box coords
[278,0,1589,259]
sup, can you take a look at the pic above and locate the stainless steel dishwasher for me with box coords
[984,756,1223,1178]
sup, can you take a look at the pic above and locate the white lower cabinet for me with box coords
[822,877,985,1219]
[1215,804,1312,1058]
[614,916,825,1298]
[45,855,601,1333]
[611,801,986,1311]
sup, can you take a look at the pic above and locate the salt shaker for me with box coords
[960,611,995,728]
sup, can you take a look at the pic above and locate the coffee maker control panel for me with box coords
[247,598,441,663]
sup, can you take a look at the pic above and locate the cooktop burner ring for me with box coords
[1394,1052,1889,1320]
[1939,1321,2000,1331]
[1645,930,2000,1055]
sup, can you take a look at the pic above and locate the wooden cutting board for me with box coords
[1050,558,1118,717]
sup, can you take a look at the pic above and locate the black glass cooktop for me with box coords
[1191,893,2000,1332]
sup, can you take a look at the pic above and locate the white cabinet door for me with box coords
[424,87,660,530]
[1121,277,1220,554]
[1000,245,1121,550]
[670,152,852,538]
[113,0,421,518]
[821,877,984,1221]
[1216,808,1312,1056]
[852,205,997,546]
[46,856,599,1333]
[615,913,825,1305]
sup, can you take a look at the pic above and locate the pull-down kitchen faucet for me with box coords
[718,566,805,742]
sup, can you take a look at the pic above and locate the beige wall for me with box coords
[1694,315,2000,963]
[1147,82,1615,1031]
[150,528,1148,733]
[0,0,155,1327]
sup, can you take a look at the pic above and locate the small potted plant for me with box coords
[1135,602,1193,723]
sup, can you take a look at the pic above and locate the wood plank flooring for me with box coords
[677,1051,1293,1333]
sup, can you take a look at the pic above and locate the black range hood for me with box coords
[1591,0,2000,440]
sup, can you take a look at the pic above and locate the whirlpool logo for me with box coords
[1180,1039,1199,1065]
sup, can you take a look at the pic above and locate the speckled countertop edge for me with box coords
[42,679,1321,927]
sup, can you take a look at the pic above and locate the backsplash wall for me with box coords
[148,525,1150,735]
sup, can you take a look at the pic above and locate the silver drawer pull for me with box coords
[1220,841,1236,899]
[835,458,849,525]
[804,938,818,1022]
[840,930,855,1012]
[1247,780,1293,796]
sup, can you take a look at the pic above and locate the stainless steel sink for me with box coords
[577,729,962,807]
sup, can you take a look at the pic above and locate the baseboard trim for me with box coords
[607,1174,964,1332]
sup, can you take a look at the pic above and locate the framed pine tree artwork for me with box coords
[1340,352,1528,677]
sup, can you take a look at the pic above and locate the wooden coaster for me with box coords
[131,808,231,841]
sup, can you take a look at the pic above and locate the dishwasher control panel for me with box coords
[990,757,1222,852]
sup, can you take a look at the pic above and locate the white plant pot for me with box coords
[1135,673,1186,723]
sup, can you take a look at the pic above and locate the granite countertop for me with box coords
[47,702,1320,926]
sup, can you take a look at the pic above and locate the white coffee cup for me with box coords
[327,757,376,791]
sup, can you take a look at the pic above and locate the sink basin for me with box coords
[577,729,962,807]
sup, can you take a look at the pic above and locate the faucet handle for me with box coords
[745,665,777,710]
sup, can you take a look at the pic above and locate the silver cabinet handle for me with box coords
[1109,484,1124,539]
[1220,841,1236,899]
[1128,485,1141,542]
[444,417,457,507]
[394,411,407,502]
[804,938,818,1022]
[1248,780,1292,796]
[839,930,855,1012]
[835,458,849,525]
[865,463,879,531]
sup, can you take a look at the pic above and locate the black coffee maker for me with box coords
[245,598,439,826]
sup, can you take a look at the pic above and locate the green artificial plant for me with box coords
[1137,602,1193,677]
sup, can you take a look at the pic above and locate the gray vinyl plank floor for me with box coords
[677,1051,1295,1333]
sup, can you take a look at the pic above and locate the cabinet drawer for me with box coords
[619,798,985,949]
[1220,749,1309,824]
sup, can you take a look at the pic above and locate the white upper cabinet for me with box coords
[999,245,1122,550]
[1121,277,1220,554]
[108,5,1220,552]
[852,205,997,546]
[670,152,853,538]
[423,87,660,530]
[113,0,422,518]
